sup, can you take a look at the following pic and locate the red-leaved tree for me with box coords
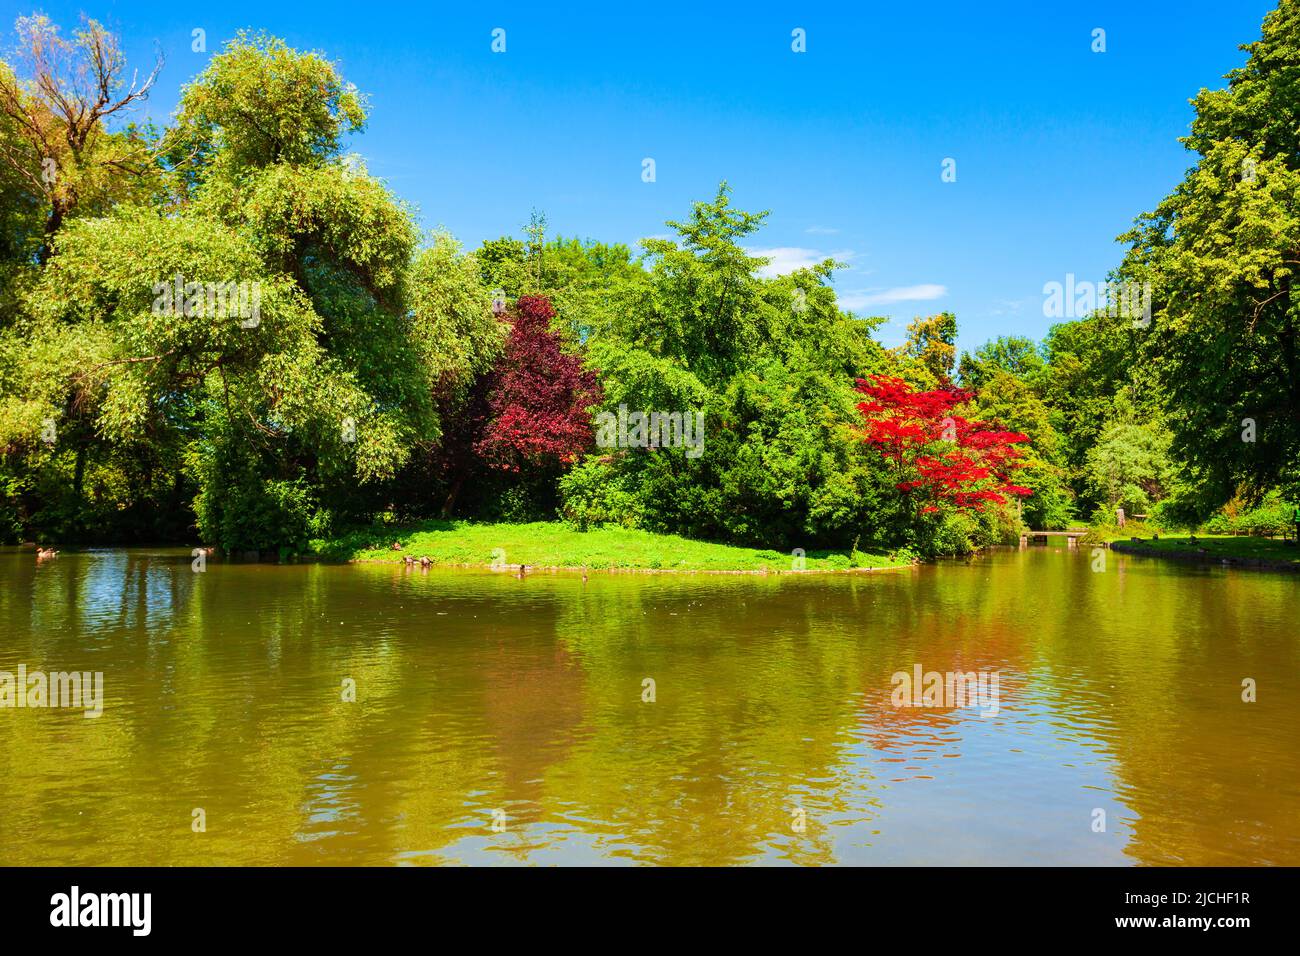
[856,374,1031,516]
[474,295,603,472]
[437,295,602,514]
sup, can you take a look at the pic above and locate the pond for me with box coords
[0,544,1296,865]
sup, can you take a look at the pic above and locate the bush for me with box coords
[1201,511,1233,534]
[1205,492,1296,536]
[1240,496,1293,536]
[0,497,20,543]
[890,546,920,565]
[911,511,978,557]
[975,502,1025,546]
[191,453,319,554]
[558,457,645,531]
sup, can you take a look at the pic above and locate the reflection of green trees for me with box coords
[1020,551,1300,864]
[544,574,885,864]
[1,549,1298,865]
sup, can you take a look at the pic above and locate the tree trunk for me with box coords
[441,473,466,518]
[38,201,66,265]
[73,443,87,499]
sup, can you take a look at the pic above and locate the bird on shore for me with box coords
[419,556,432,569]
[582,566,588,584]
[403,555,415,567]
[515,563,529,579]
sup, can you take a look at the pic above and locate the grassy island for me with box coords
[310,520,913,573]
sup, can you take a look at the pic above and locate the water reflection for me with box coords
[0,544,1296,865]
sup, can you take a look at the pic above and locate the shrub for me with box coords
[191,453,318,554]
[558,457,645,531]
[1187,491,1295,537]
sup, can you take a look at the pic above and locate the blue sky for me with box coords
[8,0,1278,352]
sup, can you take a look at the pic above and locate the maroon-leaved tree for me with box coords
[475,295,603,470]
[439,295,602,514]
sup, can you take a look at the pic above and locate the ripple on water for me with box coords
[1,546,1297,864]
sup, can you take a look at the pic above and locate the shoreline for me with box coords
[349,556,918,576]
[4,540,919,574]
[1110,540,1300,573]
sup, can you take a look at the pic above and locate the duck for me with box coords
[36,547,58,560]
[419,556,432,569]
[403,555,415,567]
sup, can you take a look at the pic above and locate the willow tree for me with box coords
[1,30,500,549]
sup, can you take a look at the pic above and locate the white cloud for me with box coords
[839,284,947,310]
[749,247,856,278]
[987,298,1026,317]
[804,226,840,235]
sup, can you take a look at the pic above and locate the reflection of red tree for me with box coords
[856,374,1032,514]
[479,639,587,819]
[857,665,1029,781]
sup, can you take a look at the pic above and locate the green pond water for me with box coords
[0,543,1297,865]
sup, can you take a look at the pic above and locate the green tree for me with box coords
[963,367,1073,529]
[1084,416,1174,520]
[958,335,1046,391]
[896,311,957,385]
[1118,0,1300,512]
[0,30,501,549]
[0,16,165,264]
[560,184,893,550]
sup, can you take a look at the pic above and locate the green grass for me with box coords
[310,520,912,573]
[1111,533,1300,567]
